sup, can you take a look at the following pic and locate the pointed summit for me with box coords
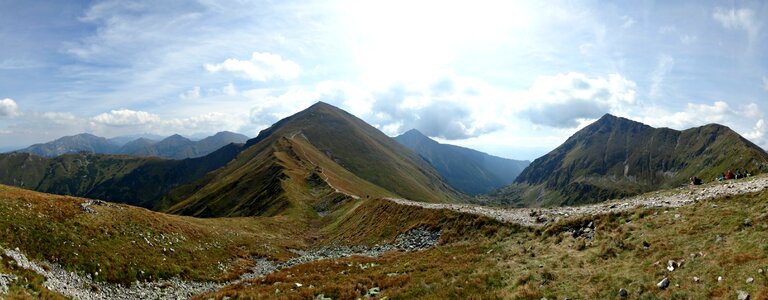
[167,102,461,217]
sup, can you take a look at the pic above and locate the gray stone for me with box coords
[667,260,677,272]
[746,277,754,284]
[738,290,750,300]
[657,277,670,289]
[744,218,753,227]
[618,288,628,297]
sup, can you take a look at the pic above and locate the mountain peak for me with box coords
[164,134,190,141]
[509,115,768,206]
[306,101,335,112]
[401,129,427,138]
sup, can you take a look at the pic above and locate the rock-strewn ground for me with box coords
[387,175,768,227]
[1,228,440,299]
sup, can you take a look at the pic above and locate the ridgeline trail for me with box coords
[385,175,768,227]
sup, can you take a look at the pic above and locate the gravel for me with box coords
[387,175,768,227]
[1,227,441,299]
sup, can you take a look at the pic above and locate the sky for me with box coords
[1,0,767,160]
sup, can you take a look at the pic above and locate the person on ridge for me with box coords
[690,176,702,185]
[725,169,735,180]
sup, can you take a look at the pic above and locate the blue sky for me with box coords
[1,0,767,160]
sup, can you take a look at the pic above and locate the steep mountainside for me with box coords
[18,133,121,157]
[117,137,158,155]
[493,114,768,206]
[165,102,462,217]
[395,129,529,195]
[0,143,243,208]
[125,134,195,158]
[15,131,248,159]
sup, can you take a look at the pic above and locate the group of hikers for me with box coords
[689,168,753,185]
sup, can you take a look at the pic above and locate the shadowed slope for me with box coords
[494,114,768,206]
[0,144,244,208]
[395,129,529,194]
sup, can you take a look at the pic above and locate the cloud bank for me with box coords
[205,52,301,82]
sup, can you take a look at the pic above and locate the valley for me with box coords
[1,102,767,299]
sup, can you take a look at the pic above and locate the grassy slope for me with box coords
[501,116,768,207]
[0,184,308,285]
[1,178,767,299]
[201,185,768,299]
[165,102,461,218]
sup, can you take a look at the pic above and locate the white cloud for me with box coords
[713,7,759,39]
[92,109,161,126]
[91,109,246,137]
[0,98,21,117]
[519,72,638,128]
[745,119,767,147]
[179,86,201,100]
[650,54,675,99]
[644,101,761,130]
[205,52,301,81]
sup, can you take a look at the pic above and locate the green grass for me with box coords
[0,184,309,285]
[199,186,768,299]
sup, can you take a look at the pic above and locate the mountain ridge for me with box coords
[164,101,463,217]
[14,131,248,159]
[494,113,768,206]
[394,129,529,195]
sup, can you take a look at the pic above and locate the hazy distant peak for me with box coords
[401,128,427,137]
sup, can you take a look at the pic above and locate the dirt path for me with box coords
[386,176,768,227]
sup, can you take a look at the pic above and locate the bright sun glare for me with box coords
[340,0,531,84]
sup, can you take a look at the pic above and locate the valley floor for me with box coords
[1,176,768,299]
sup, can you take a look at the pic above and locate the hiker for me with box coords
[718,173,725,181]
[690,176,702,185]
[725,169,735,180]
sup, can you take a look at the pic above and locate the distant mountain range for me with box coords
[492,114,768,206]
[13,131,249,159]
[0,143,244,208]
[395,129,529,195]
[2,104,766,215]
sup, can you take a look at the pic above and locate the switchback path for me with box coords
[385,176,768,227]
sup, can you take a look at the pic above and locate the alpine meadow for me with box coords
[1,1,768,299]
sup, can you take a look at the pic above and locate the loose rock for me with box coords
[657,277,670,289]
[618,288,628,297]
[737,290,750,300]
